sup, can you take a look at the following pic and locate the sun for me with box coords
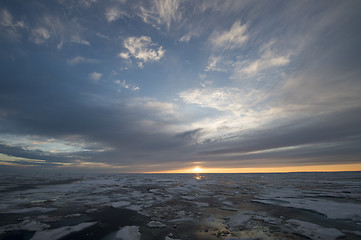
[193,166,202,173]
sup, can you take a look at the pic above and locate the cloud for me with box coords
[66,56,98,65]
[57,40,63,49]
[179,86,272,113]
[118,52,130,59]
[178,86,281,143]
[1,0,361,172]
[31,27,50,44]
[197,107,361,164]
[71,35,90,46]
[114,80,139,91]
[205,56,228,72]
[0,8,25,29]
[105,7,127,22]
[89,72,103,81]
[80,0,97,7]
[232,41,291,78]
[179,33,192,43]
[138,0,181,29]
[209,21,248,50]
[121,36,165,65]
[0,8,25,42]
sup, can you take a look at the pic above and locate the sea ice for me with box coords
[112,201,131,208]
[147,221,166,228]
[126,205,142,211]
[3,207,57,214]
[221,206,238,211]
[225,238,258,240]
[0,220,49,235]
[165,236,181,240]
[342,230,361,236]
[193,202,209,207]
[115,226,141,240]
[228,211,253,231]
[181,196,196,200]
[254,198,361,220]
[286,219,345,240]
[30,222,96,240]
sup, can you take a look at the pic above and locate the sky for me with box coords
[1,0,361,173]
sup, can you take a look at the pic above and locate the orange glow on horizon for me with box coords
[145,163,361,174]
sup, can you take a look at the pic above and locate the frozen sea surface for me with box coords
[0,172,361,239]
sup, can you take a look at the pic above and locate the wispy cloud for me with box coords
[31,27,50,44]
[105,7,127,22]
[233,42,291,78]
[209,21,248,50]
[119,36,165,66]
[71,35,90,46]
[0,8,25,42]
[114,80,140,91]
[0,8,25,28]
[138,0,181,29]
[205,55,228,72]
[89,72,102,81]
[67,56,98,65]
[179,87,269,117]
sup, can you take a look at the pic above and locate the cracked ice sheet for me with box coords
[30,222,96,240]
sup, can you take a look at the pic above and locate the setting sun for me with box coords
[193,166,202,173]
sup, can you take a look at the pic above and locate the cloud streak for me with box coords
[209,21,248,50]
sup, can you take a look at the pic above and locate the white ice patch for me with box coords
[30,222,96,240]
[147,221,166,228]
[115,226,140,240]
[286,219,344,240]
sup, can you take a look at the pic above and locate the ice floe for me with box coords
[0,220,49,235]
[115,226,140,240]
[30,222,96,240]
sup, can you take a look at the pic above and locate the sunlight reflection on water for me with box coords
[194,174,205,180]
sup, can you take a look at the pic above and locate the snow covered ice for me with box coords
[0,172,361,239]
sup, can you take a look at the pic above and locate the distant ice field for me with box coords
[0,172,360,240]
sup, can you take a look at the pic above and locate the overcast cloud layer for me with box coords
[1,0,361,173]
